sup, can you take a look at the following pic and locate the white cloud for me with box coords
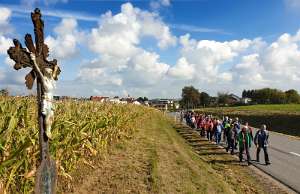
[21,0,68,8]
[78,66,123,86]
[150,0,171,10]
[45,18,83,60]
[0,7,13,35]
[169,33,254,83]
[6,5,99,22]
[0,7,11,25]
[171,24,230,35]
[0,7,13,55]
[229,31,300,92]
[0,36,12,55]
[78,48,170,88]
[79,2,175,93]
[123,50,169,86]
[88,2,176,57]
[219,72,232,82]
[261,33,300,72]
[168,57,194,80]
[139,10,176,49]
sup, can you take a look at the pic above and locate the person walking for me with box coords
[224,120,231,145]
[226,120,235,155]
[180,111,184,123]
[238,126,252,165]
[222,116,229,142]
[254,124,271,165]
[233,117,241,149]
[244,122,254,142]
[215,120,223,145]
[207,119,214,141]
[191,113,196,129]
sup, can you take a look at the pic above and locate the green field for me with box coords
[197,104,300,137]
[198,104,300,115]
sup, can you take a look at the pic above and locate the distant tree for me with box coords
[0,88,9,96]
[242,90,247,98]
[137,97,149,103]
[217,92,230,105]
[181,86,201,109]
[137,97,144,103]
[245,88,287,104]
[285,89,300,103]
[249,90,255,99]
[200,92,210,107]
[271,90,286,104]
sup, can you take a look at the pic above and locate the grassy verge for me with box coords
[196,105,300,137]
[64,111,287,194]
[174,124,288,194]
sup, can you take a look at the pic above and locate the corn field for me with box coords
[0,96,152,193]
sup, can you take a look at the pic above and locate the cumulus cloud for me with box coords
[123,50,169,86]
[88,2,176,56]
[167,31,300,96]
[0,7,13,59]
[45,18,84,60]
[168,57,195,80]
[229,31,300,92]
[77,58,123,87]
[169,33,254,82]
[79,2,176,93]
[0,36,12,55]
[0,7,13,35]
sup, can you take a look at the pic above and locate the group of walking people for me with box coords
[181,111,271,166]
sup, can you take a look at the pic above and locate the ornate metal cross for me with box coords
[7,8,60,194]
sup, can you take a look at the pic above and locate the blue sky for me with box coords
[1,0,300,98]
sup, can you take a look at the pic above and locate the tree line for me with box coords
[180,86,211,109]
[180,86,300,109]
[242,88,300,104]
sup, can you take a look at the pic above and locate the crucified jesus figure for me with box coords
[30,52,58,139]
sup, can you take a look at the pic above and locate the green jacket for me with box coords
[238,131,251,149]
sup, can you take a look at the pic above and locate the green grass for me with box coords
[198,104,300,115]
[224,104,300,112]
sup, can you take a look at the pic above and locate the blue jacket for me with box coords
[254,129,269,147]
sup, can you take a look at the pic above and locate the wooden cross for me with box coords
[7,8,60,194]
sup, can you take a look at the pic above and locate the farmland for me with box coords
[196,104,300,137]
[0,97,289,193]
[0,96,151,193]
